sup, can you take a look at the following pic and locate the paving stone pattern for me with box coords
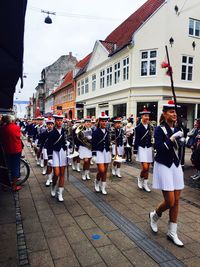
[1,145,200,267]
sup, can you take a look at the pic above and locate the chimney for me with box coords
[69,52,72,58]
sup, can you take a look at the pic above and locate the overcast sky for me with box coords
[15,0,146,116]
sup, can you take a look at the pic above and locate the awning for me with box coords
[0,0,27,109]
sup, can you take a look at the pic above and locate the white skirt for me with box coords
[52,148,67,167]
[42,148,48,160]
[112,145,125,156]
[136,146,153,163]
[96,149,111,164]
[152,162,184,191]
[79,145,92,159]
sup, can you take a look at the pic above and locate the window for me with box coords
[141,50,157,76]
[106,66,112,86]
[81,80,84,94]
[87,108,96,117]
[85,77,89,93]
[123,57,129,81]
[189,18,200,38]
[114,62,120,84]
[67,88,73,101]
[113,103,126,117]
[77,82,81,96]
[92,74,96,91]
[100,70,105,88]
[181,56,193,81]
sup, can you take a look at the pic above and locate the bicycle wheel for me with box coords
[16,158,30,186]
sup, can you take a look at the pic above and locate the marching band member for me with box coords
[92,112,111,195]
[39,117,54,184]
[124,117,134,162]
[76,117,92,180]
[71,119,81,172]
[111,117,125,178]
[36,116,46,168]
[149,100,184,247]
[46,113,67,202]
[134,109,153,192]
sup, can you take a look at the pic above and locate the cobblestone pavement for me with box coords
[1,146,200,267]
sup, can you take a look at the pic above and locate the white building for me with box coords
[75,0,200,128]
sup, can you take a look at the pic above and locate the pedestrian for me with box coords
[46,114,67,202]
[134,109,154,192]
[0,115,22,191]
[149,100,184,247]
[92,112,111,195]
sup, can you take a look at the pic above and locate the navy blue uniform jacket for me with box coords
[154,122,180,168]
[92,128,110,152]
[46,128,66,159]
[111,128,124,147]
[134,123,152,153]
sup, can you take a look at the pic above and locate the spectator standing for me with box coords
[0,115,22,191]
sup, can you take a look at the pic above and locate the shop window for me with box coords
[113,103,126,117]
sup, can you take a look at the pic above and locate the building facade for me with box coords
[75,0,200,128]
[40,52,77,114]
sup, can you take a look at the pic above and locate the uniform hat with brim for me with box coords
[84,116,92,122]
[36,116,45,120]
[98,112,109,120]
[45,117,54,123]
[113,117,122,123]
[139,109,151,115]
[53,113,64,119]
[162,100,181,111]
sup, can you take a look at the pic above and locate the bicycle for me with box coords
[16,157,30,186]
[0,155,30,187]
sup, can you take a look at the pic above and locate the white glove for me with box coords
[86,136,92,140]
[91,156,96,163]
[65,141,70,147]
[170,130,183,141]
[48,159,53,167]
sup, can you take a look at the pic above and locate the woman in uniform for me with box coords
[77,117,93,180]
[46,114,67,202]
[111,117,125,178]
[134,109,153,192]
[149,100,184,247]
[92,112,111,195]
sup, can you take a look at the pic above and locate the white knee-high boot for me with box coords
[143,179,151,192]
[149,210,160,233]
[167,222,184,247]
[94,179,101,192]
[46,173,52,187]
[82,170,87,181]
[137,177,143,189]
[101,182,107,195]
[57,187,64,202]
[116,168,122,178]
[85,170,91,180]
[76,163,81,172]
[51,184,57,197]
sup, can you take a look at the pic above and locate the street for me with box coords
[1,145,200,267]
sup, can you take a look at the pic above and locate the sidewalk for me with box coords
[1,145,200,267]
[0,187,18,267]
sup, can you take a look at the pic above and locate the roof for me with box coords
[103,0,165,54]
[53,70,73,95]
[74,53,92,78]
[76,53,92,69]
[52,53,92,93]
[99,40,115,54]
